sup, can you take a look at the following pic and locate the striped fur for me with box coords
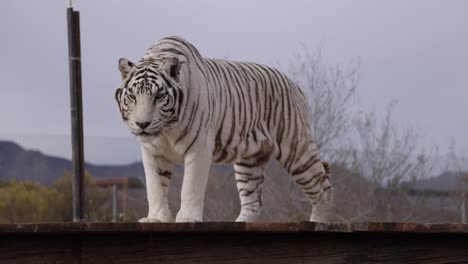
[115,36,332,222]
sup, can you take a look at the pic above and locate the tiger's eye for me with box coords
[154,93,164,104]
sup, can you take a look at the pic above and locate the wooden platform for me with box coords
[1,222,467,263]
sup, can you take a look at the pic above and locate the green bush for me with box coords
[0,173,111,223]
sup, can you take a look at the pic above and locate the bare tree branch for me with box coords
[289,45,359,158]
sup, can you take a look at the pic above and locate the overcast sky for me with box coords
[1,0,467,164]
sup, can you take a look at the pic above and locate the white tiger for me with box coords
[115,36,332,222]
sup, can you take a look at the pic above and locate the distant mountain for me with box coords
[409,171,468,192]
[0,140,144,185]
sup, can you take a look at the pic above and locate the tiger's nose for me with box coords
[136,121,151,129]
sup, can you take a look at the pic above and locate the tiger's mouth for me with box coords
[136,131,160,137]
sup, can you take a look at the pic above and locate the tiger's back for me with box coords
[203,59,315,169]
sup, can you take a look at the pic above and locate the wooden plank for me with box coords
[0,236,76,264]
[1,223,467,263]
[1,232,467,264]
[1,222,468,234]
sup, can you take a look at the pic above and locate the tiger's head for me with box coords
[115,57,184,138]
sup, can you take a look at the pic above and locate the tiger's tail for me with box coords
[321,160,331,178]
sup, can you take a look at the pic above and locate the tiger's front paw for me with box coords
[175,208,203,222]
[139,208,174,223]
[138,217,162,223]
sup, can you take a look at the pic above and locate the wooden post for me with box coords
[67,3,85,222]
[112,185,118,222]
[386,203,392,222]
[123,177,128,221]
[462,192,466,224]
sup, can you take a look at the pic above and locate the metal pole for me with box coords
[67,6,85,222]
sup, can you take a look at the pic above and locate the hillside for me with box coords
[409,171,468,192]
[0,140,144,185]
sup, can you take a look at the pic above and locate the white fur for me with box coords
[116,36,333,223]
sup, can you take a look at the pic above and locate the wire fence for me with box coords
[0,133,466,224]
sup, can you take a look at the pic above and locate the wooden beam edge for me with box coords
[0,222,467,234]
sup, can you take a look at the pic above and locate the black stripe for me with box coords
[236,161,260,168]
[239,188,256,196]
[175,92,200,144]
[305,190,320,196]
[291,153,321,176]
[296,171,322,186]
[184,111,205,154]
[157,170,172,179]
[241,200,259,207]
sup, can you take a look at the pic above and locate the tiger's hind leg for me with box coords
[310,160,333,222]
[286,145,332,222]
[234,162,266,222]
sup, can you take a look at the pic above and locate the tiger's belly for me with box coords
[137,125,275,166]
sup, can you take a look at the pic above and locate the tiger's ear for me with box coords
[161,57,181,80]
[118,58,135,80]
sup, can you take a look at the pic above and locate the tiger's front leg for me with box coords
[175,150,212,222]
[139,145,174,223]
